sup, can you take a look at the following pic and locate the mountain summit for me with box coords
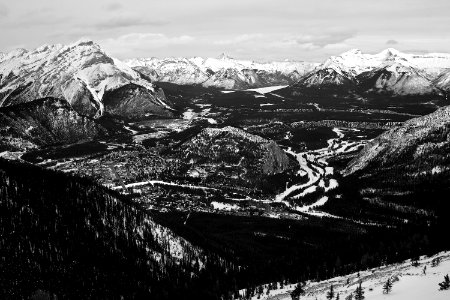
[0,39,174,119]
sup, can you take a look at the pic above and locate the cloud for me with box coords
[386,39,399,45]
[104,2,123,11]
[214,34,264,45]
[95,15,169,30]
[99,33,195,57]
[0,4,8,17]
[292,31,356,48]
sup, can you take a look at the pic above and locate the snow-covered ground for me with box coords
[241,251,450,300]
[245,85,288,94]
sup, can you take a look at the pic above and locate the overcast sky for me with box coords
[0,0,449,62]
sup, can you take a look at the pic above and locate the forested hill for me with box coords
[0,159,236,300]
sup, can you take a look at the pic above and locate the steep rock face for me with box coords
[0,97,106,151]
[181,126,292,178]
[0,40,173,119]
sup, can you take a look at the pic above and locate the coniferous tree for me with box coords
[383,278,393,294]
[411,257,420,267]
[432,257,441,267]
[291,282,306,300]
[335,292,340,300]
[326,285,335,300]
[354,282,365,300]
[439,274,450,291]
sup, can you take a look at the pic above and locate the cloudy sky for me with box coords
[0,0,449,62]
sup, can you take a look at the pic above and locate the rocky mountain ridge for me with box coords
[126,55,317,89]
[0,39,174,119]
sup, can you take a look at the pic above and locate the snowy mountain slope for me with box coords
[126,55,317,89]
[297,67,356,87]
[357,61,442,95]
[344,104,450,177]
[340,103,450,215]
[0,39,174,118]
[129,57,210,85]
[434,69,450,92]
[243,251,450,300]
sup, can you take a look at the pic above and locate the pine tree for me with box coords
[326,285,335,300]
[439,274,450,291]
[336,293,340,300]
[256,285,264,299]
[354,282,365,300]
[383,278,393,294]
[411,257,420,267]
[432,257,441,267]
[291,282,306,300]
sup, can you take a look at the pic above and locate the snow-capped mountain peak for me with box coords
[0,40,174,118]
[298,48,450,92]
[126,55,318,89]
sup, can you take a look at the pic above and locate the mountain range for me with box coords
[287,48,450,97]
[0,39,174,119]
[126,55,317,89]
[126,48,450,96]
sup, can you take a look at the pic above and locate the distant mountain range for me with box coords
[125,55,317,89]
[126,48,450,96]
[285,48,450,98]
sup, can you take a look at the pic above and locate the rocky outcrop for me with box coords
[177,126,295,191]
[181,126,293,175]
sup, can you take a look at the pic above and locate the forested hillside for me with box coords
[0,159,237,300]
